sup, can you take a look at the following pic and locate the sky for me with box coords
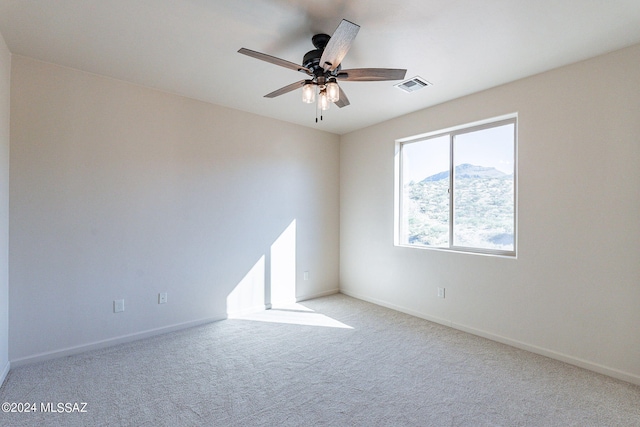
[402,123,515,183]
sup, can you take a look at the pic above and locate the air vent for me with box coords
[394,76,432,93]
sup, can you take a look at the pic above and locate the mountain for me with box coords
[421,164,508,182]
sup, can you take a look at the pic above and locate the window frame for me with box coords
[394,114,518,257]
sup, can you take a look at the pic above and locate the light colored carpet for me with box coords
[1,293,639,426]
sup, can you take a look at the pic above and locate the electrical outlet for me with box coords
[303,271,309,281]
[158,292,168,304]
[437,287,446,299]
[114,299,125,313]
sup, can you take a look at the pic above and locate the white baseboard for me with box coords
[11,290,341,368]
[297,287,340,302]
[226,304,269,318]
[10,314,227,368]
[451,322,640,386]
[339,289,640,386]
[339,289,453,328]
[0,360,9,386]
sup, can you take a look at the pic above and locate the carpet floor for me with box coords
[1,293,639,426]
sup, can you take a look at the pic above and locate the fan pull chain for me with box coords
[316,85,321,123]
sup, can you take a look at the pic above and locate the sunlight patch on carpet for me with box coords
[230,303,353,329]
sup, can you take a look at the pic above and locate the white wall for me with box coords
[0,32,10,384]
[9,56,340,363]
[340,44,640,384]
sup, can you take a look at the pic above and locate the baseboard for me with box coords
[340,289,640,386]
[231,289,340,315]
[227,304,269,318]
[11,290,342,366]
[10,314,227,368]
[339,289,453,328]
[0,360,9,387]
[297,287,340,302]
[452,322,640,386]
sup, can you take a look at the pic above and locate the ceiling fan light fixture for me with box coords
[326,80,339,103]
[238,19,406,120]
[318,89,330,111]
[302,81,316,103]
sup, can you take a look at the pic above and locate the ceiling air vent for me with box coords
[394,76,432,93]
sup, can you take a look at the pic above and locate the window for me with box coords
[395,116,517,256]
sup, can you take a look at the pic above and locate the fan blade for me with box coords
[320,19,360,71]
[238,48,311,75]
[264,80,306,98]
[335,86,350,108]
[337,68,407,81]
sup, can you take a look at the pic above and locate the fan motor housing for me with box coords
[302,49,323,71]
[303,38,341,79]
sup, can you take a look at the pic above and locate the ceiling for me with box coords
[1,1,640,135]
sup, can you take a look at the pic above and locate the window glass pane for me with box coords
[452,123,515,250]
[401,135,450,247]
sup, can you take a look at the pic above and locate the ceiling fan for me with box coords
[238,19,407,119]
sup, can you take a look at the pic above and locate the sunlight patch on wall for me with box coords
[270,220,297,307]
[226,255,266,317]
